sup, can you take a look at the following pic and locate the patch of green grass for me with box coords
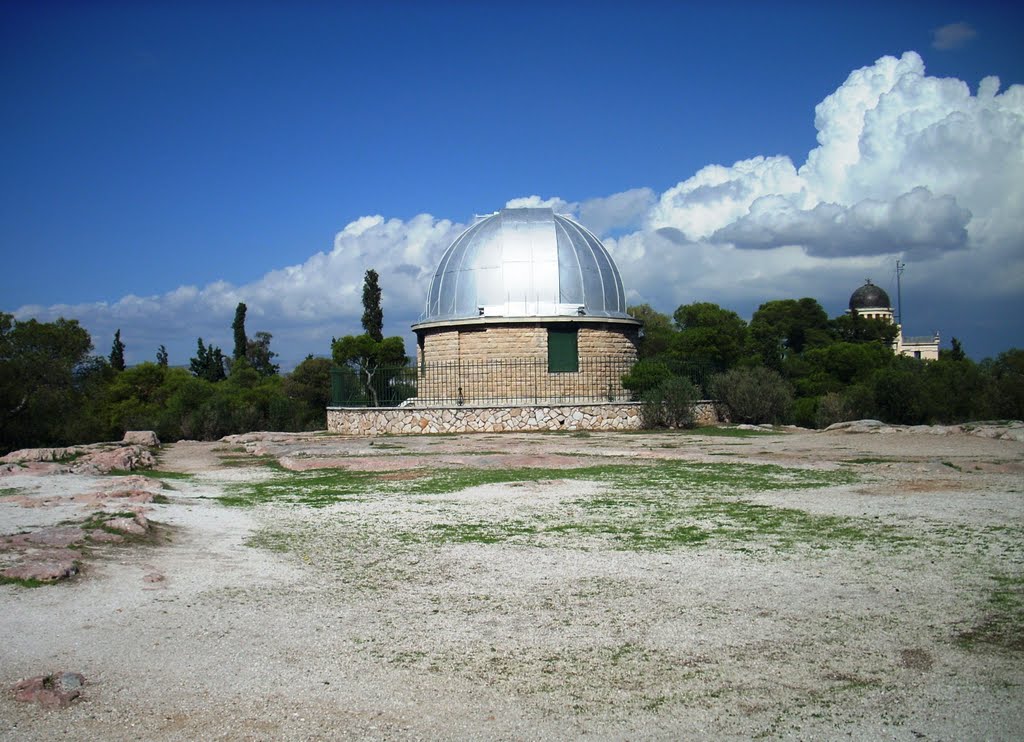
[427,520,540,544]
[957,574,1024,651]
[393,462,873,552]
[223,459,856,510]
[0,487,18,497]
[942,461,963,472]
[689,426,779,437]
[218,454,280,468]
[231,458,891,556]
[0,575,50,588]
[842,457,896,464]
[415,489,902,553]
[110,468,194,480]
[221,467,381,507]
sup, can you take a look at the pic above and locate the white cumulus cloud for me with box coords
[12,51,1024,362]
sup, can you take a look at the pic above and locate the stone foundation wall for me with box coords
[326,401,721,436]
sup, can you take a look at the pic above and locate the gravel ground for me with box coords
[1,426,1022,740]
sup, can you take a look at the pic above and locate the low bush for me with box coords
[712,367,792,425]
[815,392,855,428]
[639,376,699,429]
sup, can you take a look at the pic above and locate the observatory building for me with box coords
[848,280,940,360]
[411,207,641,404]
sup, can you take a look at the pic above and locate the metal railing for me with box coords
[330,357,718,408]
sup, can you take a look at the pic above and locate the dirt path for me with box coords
[155,439,233,473]
[2,426,1022,740]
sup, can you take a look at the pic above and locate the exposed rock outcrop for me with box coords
[12,672,86,708]
[823,419,1024,441]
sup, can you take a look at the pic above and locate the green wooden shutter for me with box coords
[547,328,579,372]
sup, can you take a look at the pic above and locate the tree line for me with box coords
[0,305,331,454]
[623,299,1023,427]
[3,278,1021,452]
[0,270,406,454]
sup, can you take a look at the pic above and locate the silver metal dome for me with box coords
[419,207,631,322]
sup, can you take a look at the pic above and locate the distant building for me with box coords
[411,207,641,404]
[848,280,940,360]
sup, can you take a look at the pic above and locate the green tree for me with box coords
[283,356,333,428]
[232,302,248,360]
[189,338,226,382]
[621,359,673,396]
[156,345,169,367]
[673,302,748,369]
[0,314,96,451]
[870,361,930,425]
[361,269,384,342]
[787,341,894,397]
[627,304,675,360]
[982,348,1024,420]
[332,334,406,406]
[109,329,126,371]
[246,331,279,376]
[747,298,830,369]
[947,337,966,362]
[830,311,899,345]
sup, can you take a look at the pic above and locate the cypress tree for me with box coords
[156,345,169,367]
[232,302,248,360]
[190,338,226,382]
[361,270,383,342]
[109,329,126,371]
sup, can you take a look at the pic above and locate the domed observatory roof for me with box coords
[418,207,633,324]
[849,281,892,311]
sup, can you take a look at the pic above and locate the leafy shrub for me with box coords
[639,376,699,429]
[870,365,931,424]
[789,396,818,428]
[815,392,855,428]
[622,359,673,397]
[711,367,792,424]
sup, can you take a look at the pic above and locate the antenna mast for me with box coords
[895,260,905,326]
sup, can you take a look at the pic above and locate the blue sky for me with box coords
[2,1,1022,366]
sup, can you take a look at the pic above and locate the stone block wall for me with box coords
[326,400,722,436]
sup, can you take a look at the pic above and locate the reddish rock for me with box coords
[0,447,85,464]
[86,530,125,543]
[5,530,84,551]
[72,446,156,474]
[2,558,78,582]
[0,494,57,507]
[21,527,86,548]
[104,514,149,536]
[122,430,160,447]
[0,461,69,477]
[12,672,85,708]
[105,474,163,490]
[73,489,155,505]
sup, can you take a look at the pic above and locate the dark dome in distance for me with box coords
[849,281,891,311]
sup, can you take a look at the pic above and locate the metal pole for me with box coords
[896,260,905,326]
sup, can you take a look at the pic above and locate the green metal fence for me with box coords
[329,357,718,408]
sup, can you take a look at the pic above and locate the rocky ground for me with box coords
[1,422,1022,740]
